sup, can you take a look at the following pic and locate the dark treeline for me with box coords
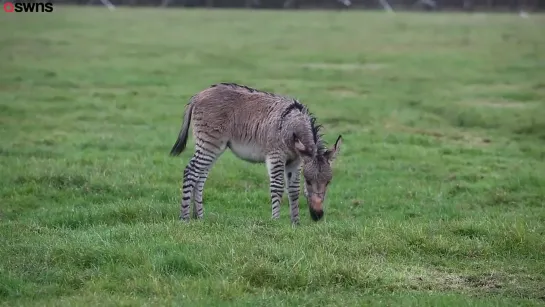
[67,0,544,11]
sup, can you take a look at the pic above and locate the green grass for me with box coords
[1,7,545,306]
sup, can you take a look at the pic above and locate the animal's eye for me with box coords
[306,180,311,185]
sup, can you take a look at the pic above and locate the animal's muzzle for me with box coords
[308,193,324,221]
[309,207,324,221]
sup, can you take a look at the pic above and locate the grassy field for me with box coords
[1,6,545,306]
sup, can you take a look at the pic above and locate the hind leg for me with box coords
[192,159,218,219]
[180,140,226,221]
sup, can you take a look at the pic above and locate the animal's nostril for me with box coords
[310,209,324,221]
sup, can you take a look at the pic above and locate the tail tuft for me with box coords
[169,101,194,157]
[170,137,186,156]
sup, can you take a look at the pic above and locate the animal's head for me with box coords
[295,135,342,221]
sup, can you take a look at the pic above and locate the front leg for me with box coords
[266,154,285,220]
[285,159,302,225]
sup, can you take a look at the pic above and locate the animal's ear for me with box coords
[325,135,342,163]
[293,133,312,157]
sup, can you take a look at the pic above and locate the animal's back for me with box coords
[191,83,292,163]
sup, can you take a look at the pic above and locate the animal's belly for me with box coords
[228,141,266,163]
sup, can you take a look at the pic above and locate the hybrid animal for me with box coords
[170,83,342,224]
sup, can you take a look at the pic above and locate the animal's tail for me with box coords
[170,99,195,156]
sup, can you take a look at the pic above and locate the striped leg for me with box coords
[266,154,285,220]
[192,169,212,219]
[180,158,198,221]
[180,143,224,221]
[285,159,302,225]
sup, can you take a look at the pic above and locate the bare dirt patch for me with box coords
[406,268,506,292]
[301,63,387,71]
[460,99,531,109]
[407,268,467,291]
[326,86,363,98]
[462,84,522,92]
[383,122,491,146]
[463,273,503,290]
[403,266,544,300]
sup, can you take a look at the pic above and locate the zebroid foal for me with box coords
[170,83,342,224]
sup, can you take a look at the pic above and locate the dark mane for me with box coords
[211,82,275,97]
[280,99,305,120]
[290,101,328,156]
[308,112,328,155]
